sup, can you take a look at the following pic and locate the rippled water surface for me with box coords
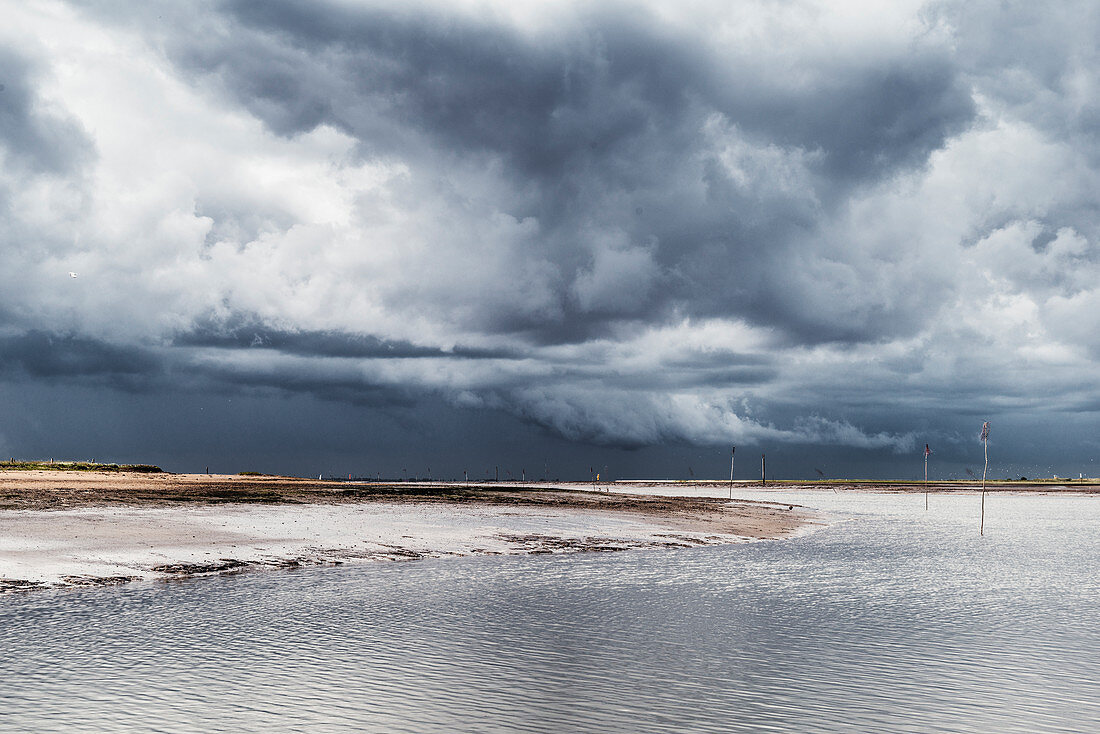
[2,491,1099,733]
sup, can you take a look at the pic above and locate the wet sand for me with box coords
[0,472,815,591]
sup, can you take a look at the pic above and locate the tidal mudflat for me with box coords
[0,471,813,590]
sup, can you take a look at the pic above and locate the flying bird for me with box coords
[68,272,78,278]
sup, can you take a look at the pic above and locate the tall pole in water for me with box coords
[924,444,931,511]
[761,453,766,486]
[729,446,736,498]
[980,422,989,535]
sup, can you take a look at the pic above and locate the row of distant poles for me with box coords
[730,421,994,535]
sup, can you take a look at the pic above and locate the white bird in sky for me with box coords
[68,272,77,278]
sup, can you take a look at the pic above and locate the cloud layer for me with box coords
[1,0,1099,475]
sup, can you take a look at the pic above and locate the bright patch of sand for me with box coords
[0,478,816,590]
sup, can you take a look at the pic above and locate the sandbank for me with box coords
[0,471,815,591]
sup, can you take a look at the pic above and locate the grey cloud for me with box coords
[0,328,431,408]
[936,1,1099,135]
[173,315,518,359]
[208,1,700,175]
[661,349,774,369]
[4,1,1099,475]
[0,47,93,175]
[146,0,975,345]
[184,358,421,408]
[0,331,160,382]
[195,198,295,249]
[207,0,973,186]
[717,54,975,184]
[491,386,919,452]
[934,0,1100,237]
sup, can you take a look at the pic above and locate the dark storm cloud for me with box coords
[206,0,972,184]
[152,0,974,344]
[193,0,705,174]
[173,317,517,359]
[0,328,433,407]
[185,358,421,407]
[0,331,160,381]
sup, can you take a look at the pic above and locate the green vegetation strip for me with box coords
[0,461,162,473]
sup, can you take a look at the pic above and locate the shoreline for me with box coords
[613,479,1100,494]
[0,471,817,592]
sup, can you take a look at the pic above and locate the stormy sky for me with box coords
[2,0,1099,479]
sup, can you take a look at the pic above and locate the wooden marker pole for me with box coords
[729,446,736,499]
[924,444,931,511]
[980,422,990,536]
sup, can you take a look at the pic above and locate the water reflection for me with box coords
[1,492,1098,732]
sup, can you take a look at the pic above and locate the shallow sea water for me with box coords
[1,490,1098,733]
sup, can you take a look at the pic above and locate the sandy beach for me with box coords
[0,471,815,591]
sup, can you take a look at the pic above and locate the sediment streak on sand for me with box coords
[0,472,815,591]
